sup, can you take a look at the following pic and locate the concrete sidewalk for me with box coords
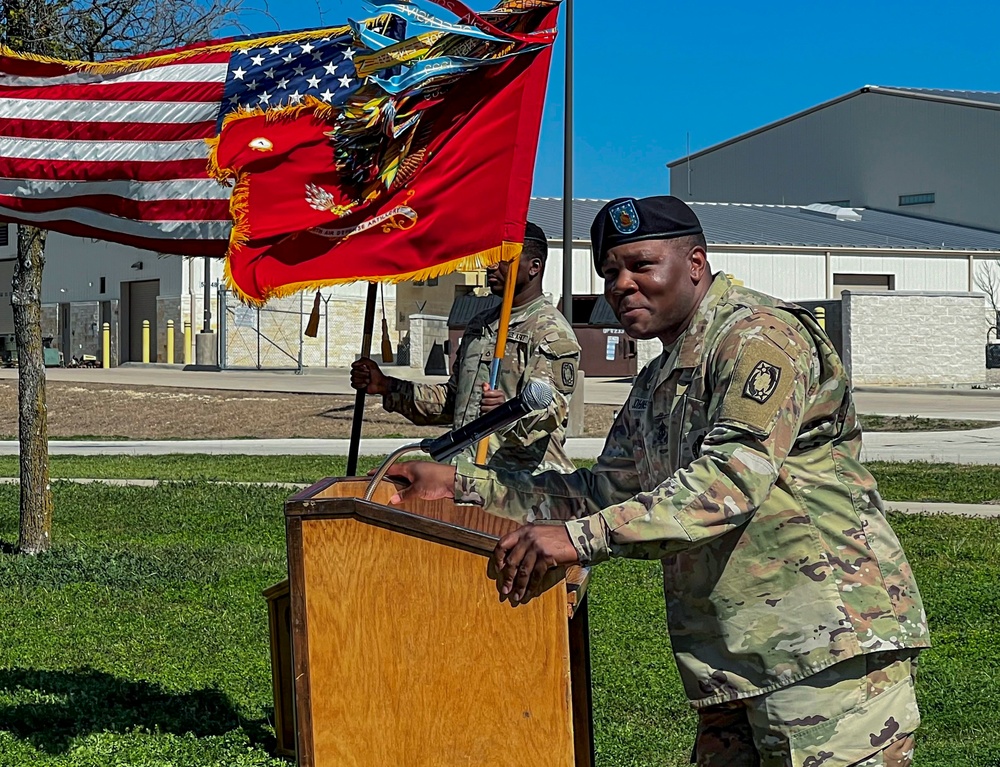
[1,426,1000,463]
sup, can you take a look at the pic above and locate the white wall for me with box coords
[543,245,602,299]
[710,251,826,298]
[42,232,182,304]
[544,243,971,303]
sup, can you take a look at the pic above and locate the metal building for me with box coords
[527,197,1000,301]
[666,86,1000,233]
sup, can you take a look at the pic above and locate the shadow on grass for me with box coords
[0,667,275,754]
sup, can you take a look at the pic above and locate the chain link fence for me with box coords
[219,289,397,370]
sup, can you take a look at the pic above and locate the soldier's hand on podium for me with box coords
[489,524,580,607]
[351,358,389,396]
[479,383,506,415]
[379,460,457,505]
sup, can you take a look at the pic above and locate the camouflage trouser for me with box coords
[692,650,920,767]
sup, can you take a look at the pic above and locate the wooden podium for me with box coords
[266,476,594,767]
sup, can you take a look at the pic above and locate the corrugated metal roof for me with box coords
[527,198,1000,252]
[447,294,500,328]
[872,86,1000,106]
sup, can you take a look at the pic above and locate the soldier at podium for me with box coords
[351,220,580,474]
[382,197,930,767]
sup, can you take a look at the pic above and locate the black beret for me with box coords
[590,195,703,269]
[524,220,548,246]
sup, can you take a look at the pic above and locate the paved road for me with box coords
[2,427,999,464]
[3,366,1000,417]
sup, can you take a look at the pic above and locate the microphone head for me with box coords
[522,379,554,411]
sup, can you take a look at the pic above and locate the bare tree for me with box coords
[2,0,260,554]
[974,259,1000,341]
[3,0,61,555]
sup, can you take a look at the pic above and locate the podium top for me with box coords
[286,476,589,618]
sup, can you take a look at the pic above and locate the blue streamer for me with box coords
[363,1,505,42]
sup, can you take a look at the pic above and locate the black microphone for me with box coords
[420,379,554,463]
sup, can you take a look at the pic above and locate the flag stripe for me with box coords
[0,177,229,200]
[0,157,212,181]
[0,118,217,142]
[0,192,230,221]
[0,99,221,125]
[0,203,230,239]
[0,214,228,256]
[0,60,230,88]
[0,80,226,103]
[0,136,210,163]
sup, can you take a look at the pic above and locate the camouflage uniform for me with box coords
[383,294,580,473]
[455,274,930,766]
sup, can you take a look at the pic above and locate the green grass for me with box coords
[0,460,998,765]
[0,482,291,766]
[0,455,388,484]
[1,456,999,505]
[868,462,1000,504]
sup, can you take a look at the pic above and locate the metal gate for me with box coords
[219,290,310,370]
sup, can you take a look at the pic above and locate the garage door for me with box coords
[127,280,159,362]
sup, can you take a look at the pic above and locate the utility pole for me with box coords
[561,0,573,324]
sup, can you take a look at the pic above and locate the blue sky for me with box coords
[244,0,1000,199]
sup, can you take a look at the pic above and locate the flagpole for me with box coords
[347,282,379,476]
[474,253,520,464]
[561,0,574,324]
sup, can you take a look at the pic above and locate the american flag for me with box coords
[0,25,388,257]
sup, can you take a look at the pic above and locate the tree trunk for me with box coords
[12,224,52,555]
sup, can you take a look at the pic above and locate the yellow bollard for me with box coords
[102,322,111,369]
[815,306,827,331]
[166,319,175,364]
[142,319,150,363]
[184,320,193,365]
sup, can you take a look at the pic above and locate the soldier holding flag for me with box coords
[352,220,581,474]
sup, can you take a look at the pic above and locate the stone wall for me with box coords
[408,314,449,374]
[843,291,986,386]
[636,338,663,372]
[40,305,58,342]
[156,296,182,363]
[69,302,100,360]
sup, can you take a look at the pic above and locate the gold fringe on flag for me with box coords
[224,241,522,307]
[0,15,394,76]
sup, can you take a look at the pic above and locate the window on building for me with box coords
[0,225,8,247]
[899,193,935,206]
[99,277,106,294]
[833,273,895,296]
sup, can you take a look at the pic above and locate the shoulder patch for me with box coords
[561,361,576,389]
[718,337,796,435]
[743,360,781,404]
